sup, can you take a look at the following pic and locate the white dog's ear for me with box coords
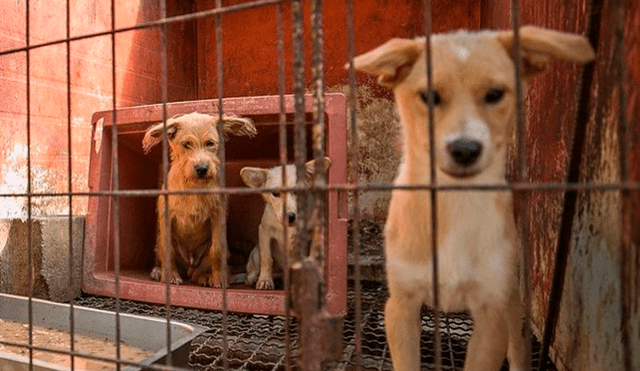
[352,38,423,87]
[220,115,257,138]
[304,157,332,183]
[497,26,595,79]
[142,116,182,154]
[240,167,268,188]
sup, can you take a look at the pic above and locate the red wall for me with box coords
[195,0,481,99]
[0,0,197,216]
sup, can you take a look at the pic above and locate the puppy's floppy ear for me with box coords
[351,38,423,87]
[497,26,595,79]
[220,115,257,138]
[142,116,182,154]
[240,167,268,188]
[304,157,332,183]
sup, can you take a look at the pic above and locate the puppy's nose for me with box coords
[194,164,209,177]
[286,212,296,225]
[447,139,482,166]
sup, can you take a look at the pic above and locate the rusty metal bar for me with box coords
[614,0,632,368]
[311,0,328,271]
[2,180,640,200]
[110,0,123,368]
[276,2,293,370]
[0,0,285,58]
[215,0,230,369]
[25,0,34,369]
[159,0,174,367]
[422,0,441,369]
[291,0,309,262]
[539,1,600,368]
[509,2,533,369]
[345,0,362,369]
[65,0,75,369]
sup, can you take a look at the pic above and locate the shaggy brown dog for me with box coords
[142,112,256,287]
[354,27,594,371]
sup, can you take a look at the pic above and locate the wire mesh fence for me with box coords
[0,0,636,370]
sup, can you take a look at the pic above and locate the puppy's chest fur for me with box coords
[385,189,517,312]
[169,194,222,245]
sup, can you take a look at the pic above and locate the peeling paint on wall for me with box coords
[0,143,28,219]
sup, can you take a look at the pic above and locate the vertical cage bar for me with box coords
[276,3,293,370]
[215,1,230,369]
[291,0,309,261]
[159,0,173,367]
[310,0,328,318]
[109,0,122,368]
[509,1,533,369]
[65,0,75,368]
[422,0,441,369]
[345,0,362,369]
[25,0,34,368]
[614,0,632,368]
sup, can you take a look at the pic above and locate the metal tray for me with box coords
[0,293,206,370]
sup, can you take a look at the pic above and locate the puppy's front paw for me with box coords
[150,266,162,281]
[204,272,227,288]
[256,279,274,290]
[245,272,259,286]
[150,266,183,284]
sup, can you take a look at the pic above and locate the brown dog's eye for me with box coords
[182,141,192,149]
[420,90,441,106]
[271,191,281,197]
[205,140,216,148]
[484,88,505,104]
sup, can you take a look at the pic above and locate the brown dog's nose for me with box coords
[194,163,209,177]
[447,139,482,166]
[286,212,296,225]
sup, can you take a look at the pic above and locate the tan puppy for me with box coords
[353,26,594,371]
[142,112,256,287]
[240,158,331,290]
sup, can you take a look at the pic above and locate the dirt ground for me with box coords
[0,318,154,370]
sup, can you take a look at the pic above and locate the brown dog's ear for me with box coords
[497,26,595,79]
[240,167,269,188]
[304,157,332,183]
[221,115,257,138]
[352,38,423,87]
[142,117,182,154]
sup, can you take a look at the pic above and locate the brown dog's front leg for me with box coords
[386,290,422,371]
[206,218,227,288]
[152,202,182,284]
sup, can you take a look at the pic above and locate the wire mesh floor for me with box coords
[75,282,556,371]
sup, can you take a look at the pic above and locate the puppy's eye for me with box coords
[484,88,505,104]
[182,141,192,149]
[271,191,281,197]
[205,140,216,148]
[420,90,441,106]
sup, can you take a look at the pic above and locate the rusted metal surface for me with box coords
[291,261,343,371]
[83,94,348,316]
[482,0,640,370]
